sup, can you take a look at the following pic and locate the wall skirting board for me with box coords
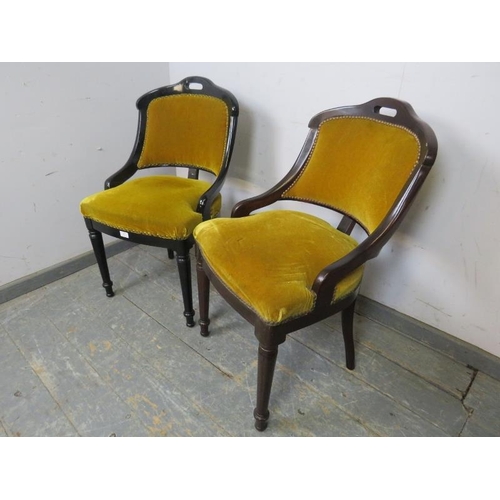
[1,241,499,381]
[0,241,135,306]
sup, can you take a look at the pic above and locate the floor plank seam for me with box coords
[346,339,468,401]
[285,376,381,436]
[112,253,183,301]
[3,321,82,437]
[133,246,181,266]
[0,291,46,325]
[461,368,479,403]
[72,262,236,435]
[0,419,9,437]
[458,408,475,437]
[344,312,474,369]
[121,294,235,382]
[105,338,232,437]
[321,316,473,397]
[39,304,156,437]
[289,335,452,436]
[281,338,401,436]
[76,294,232,436]
[273,359,382,436]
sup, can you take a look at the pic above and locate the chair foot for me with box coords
[253,408,270,432]
[167,249,175,260]
[199,318,210,337]
[103,282,115,297]
[184,311,195,328]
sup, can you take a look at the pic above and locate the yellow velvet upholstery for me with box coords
[80,176,221,240]
[137,94,229,175]
[283,117,421,233]
[194,210,363,325]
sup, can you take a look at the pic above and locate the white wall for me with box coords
[171,62,500,358]
[0,62,169,286]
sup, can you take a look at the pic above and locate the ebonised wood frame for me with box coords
[196,97,438,431]
[83,76,239,327]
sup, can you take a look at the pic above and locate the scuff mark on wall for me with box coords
[476,162,487,192]
[474,239,481,255]
[462,255,468,282]
[472,324,486,332]
[397,63,407,98]
[0,254,30,271]
[416,299,452,318]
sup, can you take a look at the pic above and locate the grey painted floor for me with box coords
[1,245,499,437]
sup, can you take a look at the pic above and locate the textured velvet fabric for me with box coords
[137,94,229,175]
[283,117,421,233]
[80,176,221,240]
[194,210,363,325]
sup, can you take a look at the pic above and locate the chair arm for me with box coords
[231,186,285,218]
[311,237,378,309]
[312,161,433,309]
[104,162,138,190]
[198,115,239,220]
[311,216,401,309]
[197,168,229,220]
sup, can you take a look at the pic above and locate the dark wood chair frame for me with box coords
[196,97,438,431]
[84,76,239,327]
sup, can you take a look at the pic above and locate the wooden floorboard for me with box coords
[291,322,469,436]
[325,314,475,399]
[462,372,500,436]
[0,328,78,437]
[1,245,499,437]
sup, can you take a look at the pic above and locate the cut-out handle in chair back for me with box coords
[80,76,238,327]
[194,97,437,431]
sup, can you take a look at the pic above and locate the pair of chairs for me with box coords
[80,76,438,431]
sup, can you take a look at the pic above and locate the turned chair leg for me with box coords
[341,300,356,370]
[176,248,195,327]
[88,229,114,297]
[196,254,210,337]
[254,343,279,432]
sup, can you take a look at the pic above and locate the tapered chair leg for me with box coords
[341,300,356,370]
[196,255,210,337]
[176,249,195,327]
[88,229,114,297]
[254,343,279,432]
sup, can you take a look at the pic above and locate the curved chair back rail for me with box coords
[195,97,437,431]
[105,76,239,190]
[80,76,238,328]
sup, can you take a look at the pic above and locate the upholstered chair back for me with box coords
[282,116,421,234]
[137,93,230,176]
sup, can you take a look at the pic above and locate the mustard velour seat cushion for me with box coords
[80,176,221,240]
[194,210,364,325]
